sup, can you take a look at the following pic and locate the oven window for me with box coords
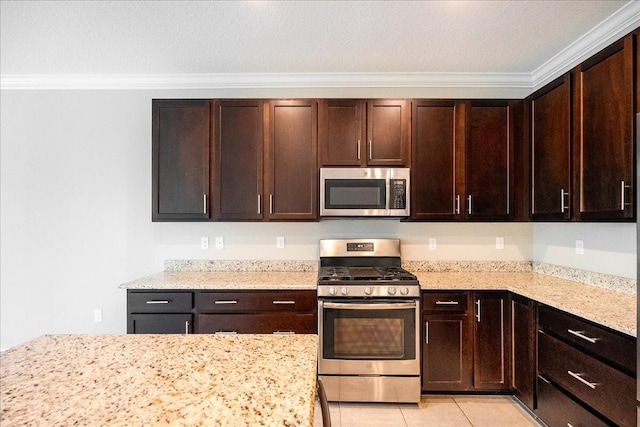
[324,179,386,209]
[322,306,416,360]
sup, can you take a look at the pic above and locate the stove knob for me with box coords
[400,287,409,295]
[328,287,337,296]
[341,287,350,295]
[387,287,397,295]
[364,287,373,295]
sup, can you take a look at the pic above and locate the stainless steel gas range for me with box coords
[317,239,421,403]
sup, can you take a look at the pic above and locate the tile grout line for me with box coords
[452,396,476,427]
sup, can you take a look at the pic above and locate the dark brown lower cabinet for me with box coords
[511,295,536,410]
[127,289,317,335]
[422,314,473,391]
[473,292,510,391]
[536,376,609,427]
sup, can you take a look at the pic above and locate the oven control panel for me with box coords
[318,285,420,298]
[346,242,374,252]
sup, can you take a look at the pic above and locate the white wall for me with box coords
[0,89,634,350]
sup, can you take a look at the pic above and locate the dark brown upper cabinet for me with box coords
[465,101,516,221]
[152,99,211,221]
[573,34,635,221]
[530,74,572,221]
[265,100,319,220]
[319,99,410,166]
[411,100,465,220]
[212,100,264,221]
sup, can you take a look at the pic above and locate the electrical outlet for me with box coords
[94,309,102,322]
[215,237,224,249]
[428,238,437,250]
[200,237,209,249]
[496,237,504,250]
[277,236,285,249]
[575,240,584,255]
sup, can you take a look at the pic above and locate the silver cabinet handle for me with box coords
[467,195,472,215]
[425,321,429,344]
[455,195,460,215]
[567,329,598,344]
[621,180,630,210]
[273,331,295,335]
[567,371,597,389]
[560,188,569,212]
[435,300,459,305]
[475,300,481,322]
[272,300,296,305]
[203,194,207,214]
[214,300,238,305]
[215,331,238,335]
[368,140,372,160]
[185,320,190,334]
[146,300,169,304]
[269,194,274,214]
[567,424,575,427]
[258,194,261,214]
[357,140,361,160]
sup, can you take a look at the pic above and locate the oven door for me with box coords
[318,299,420,376]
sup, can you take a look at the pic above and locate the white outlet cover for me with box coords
[94,309,102,322]
[496,237,504,250]
[575,240,584,255]
[277,236,285,248]
[200,237,209,249]
[215,237,224,249]
[428,238,437,250]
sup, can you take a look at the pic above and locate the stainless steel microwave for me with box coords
[320,167,410,217]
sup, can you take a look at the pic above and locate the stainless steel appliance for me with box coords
[319,167,410,217]
[317,238,421,403]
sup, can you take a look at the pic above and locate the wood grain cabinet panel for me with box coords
[511,295,536,410]
[473,292,510,391]
[319,99,366,166]
[152,100,211,221]
[530,74,572,220]
[213,100,264,220]
[574,35,635,220]
[266,100,318,220]
[367,99,411,166]
[411,101,464,220]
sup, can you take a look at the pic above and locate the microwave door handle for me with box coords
[322,302,417,310]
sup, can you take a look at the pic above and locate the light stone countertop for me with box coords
[121,269,635,337]
[0,334,318,427]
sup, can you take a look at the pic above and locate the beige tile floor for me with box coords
[314,395,543,427]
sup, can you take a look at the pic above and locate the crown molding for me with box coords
[0,72,532,91]
[1,2,637,93]
[531,0,640,91]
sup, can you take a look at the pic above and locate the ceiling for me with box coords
[1,0,638,92]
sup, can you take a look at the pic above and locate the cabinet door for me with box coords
[367,99,410,166]
[212,100,264,220]
[574,35,635,220]
[266,100,318,220]
[412,101,465,220]
[128,313,192,334]
[422,313,473,391]
[473,292,510,390]
[152,100,211,221]
[530,75,572,220]
[319,99,366,166]
[511,295,536,411]
[465,101,514,220]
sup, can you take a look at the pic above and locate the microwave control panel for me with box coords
[390,180,406,209]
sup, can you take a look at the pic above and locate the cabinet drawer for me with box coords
[422,292,468,312]
[539,305,635,373]
[129,313,193,334]
[198,291,316,313]
[538,331,635,427]
[198,313,317,334]
[536,376,608,427]
[128,291,193,312]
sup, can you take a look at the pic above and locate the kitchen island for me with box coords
[0,334,318,426]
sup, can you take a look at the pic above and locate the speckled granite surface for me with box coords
[120,271,318,290]
[403,260,533,273]
[165,259,319,272]
[417,272,636,337]
[0,334,318,427]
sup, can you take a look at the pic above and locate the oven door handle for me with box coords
[322,301,417,310]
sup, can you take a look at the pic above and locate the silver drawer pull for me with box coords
[435,300,459,305]
[273,331,295,335]
[567,371,597,389]
[567,424,575,427]
[146,300,170,304]
[567,329,598,344]
[272,300,296,305]
[214,300,238,305]
[215,331,238,335]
